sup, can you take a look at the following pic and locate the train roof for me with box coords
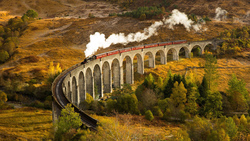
[173,40,186,42]
[158,41,172,44]
[144,43,158,46]
[96,52,107,56]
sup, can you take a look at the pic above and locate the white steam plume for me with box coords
[85,9,204,57]
[164,9,201,32]
[215,7,228,21]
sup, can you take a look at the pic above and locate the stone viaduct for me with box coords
[61,39,222,106]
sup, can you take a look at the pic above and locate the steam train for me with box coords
[81,40,187,65]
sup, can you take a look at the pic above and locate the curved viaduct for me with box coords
[52,39,222,129]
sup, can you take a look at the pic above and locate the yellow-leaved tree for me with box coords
[47,62,62,84]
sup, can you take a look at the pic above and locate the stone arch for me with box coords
[167,48,177,62]
[144,51,155,68]
[179,47,189,59]
[155,50,165,65]
[123,55,133,84]
[191,45,202,57]
[86,68,93,98]
[204,43,215,53]
[102,61,111,93]
[68,81,71,101]
[72,76,78,105]
[94,64,102,99]
[112,58,120,88]
[62,82,66,95]
[79,71,85,102]
[133,53,143,74]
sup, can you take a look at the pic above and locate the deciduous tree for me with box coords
[55,104,82,141]
[227,74,249,112]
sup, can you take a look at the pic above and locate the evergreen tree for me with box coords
[204,91,223,118]
[163,72,173,98]
[143,73,156,90]
[204,52,218,92]
[225,117,238,139]
[170,82,187,110]
[198,76,209,106]
[185,83,199,115]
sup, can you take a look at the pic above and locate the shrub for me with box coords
[139,14,146,20]
[109,13,116,16]
[179,110,187,122]
[2,41,15,55]
[25,9,38,18]
[106,99,117,113]
[152,106,163,118]
[117,94,139,114]
[31,100,44,108]
[79,93,93,110]
[145,110,154,121]
[158,99,168,113]
[88,13,95,18]
[0,50,9,63]
[91,100,106,115]
[0,91,7,106]
[119,6,164,19]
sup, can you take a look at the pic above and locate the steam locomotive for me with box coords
[81,40,187,65]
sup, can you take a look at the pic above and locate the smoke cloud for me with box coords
[85,9,204,57]
[164,9,201,32]
[215,7,228,21]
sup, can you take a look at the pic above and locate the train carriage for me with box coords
[119,48,131,53]
[107,50,119,56]
[173,40,187,45]
[96,53,108,59]
[158,41,172,46]
[144,43,158,48]
[131,45,144,50]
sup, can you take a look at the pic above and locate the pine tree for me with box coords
[204,52,218,92]
[198,76,209,106]
[204,91,222,118]
[170,82,187,110]
[185,83,199,115]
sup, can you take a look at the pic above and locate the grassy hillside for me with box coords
[0,107,53,140]
[0,0,248,83]
[140,55,250,92]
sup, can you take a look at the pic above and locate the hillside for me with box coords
[0,0,248,95]
[0,0,249,140]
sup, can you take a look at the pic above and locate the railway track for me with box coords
[52,64,98,130]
